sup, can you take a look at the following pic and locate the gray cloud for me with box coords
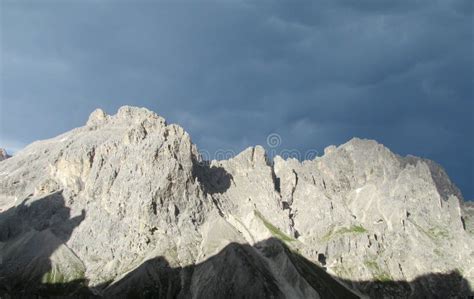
[1,0,473,198]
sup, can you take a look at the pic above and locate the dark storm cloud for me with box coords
[0,0,473,198]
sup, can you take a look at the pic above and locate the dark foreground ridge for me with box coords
[0,195,471,298]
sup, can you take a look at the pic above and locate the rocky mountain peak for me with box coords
[86,108,109,126]
[0,106,472,298]
[0,148,9,161]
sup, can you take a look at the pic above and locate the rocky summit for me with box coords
[0,148,9,161]
[0,106,472,298]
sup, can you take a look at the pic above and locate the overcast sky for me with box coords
[1,0,473,198]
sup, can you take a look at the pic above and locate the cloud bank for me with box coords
[1,0,473,197]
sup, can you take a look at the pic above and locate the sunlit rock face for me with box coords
[274,139,472,295]
[0,148,9,161]
[462,201,474,234]
[0,106,472,298]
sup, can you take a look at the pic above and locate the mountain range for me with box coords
[0,106,472,298]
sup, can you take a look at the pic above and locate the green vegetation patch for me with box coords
[254,210,295,242]
[409,220,449,241]
[42,268,66,284]
[364,259,392,282]
[338,225,367,234]
[433,248,444,257]
[32,260,90,296]
[332,263,354,278]
[373,272,392,282]
[41,263,85,285]
[427,227,449,239]
[321,225,368,242]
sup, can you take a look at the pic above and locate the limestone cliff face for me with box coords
[273,139,473,296]
[0,106,472,298]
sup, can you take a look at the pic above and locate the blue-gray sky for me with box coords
[1,0,473,199]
